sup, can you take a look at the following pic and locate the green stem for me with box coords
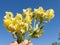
[15,32,22,43]
[34,20,36,29]
[27,35,31,41]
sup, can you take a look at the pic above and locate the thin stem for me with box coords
[15,32,22,43]
[34,19,36,30]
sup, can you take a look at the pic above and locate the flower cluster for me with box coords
[3,7,54,43]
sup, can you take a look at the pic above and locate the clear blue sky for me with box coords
[0,0,60,45]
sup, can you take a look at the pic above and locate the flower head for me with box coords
[45,9,54,21]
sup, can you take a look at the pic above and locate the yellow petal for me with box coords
[5,12,13,19]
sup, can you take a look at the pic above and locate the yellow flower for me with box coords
[23,8,33,25]
[13,13,23,25]
[29,30,40,38]
[4,19,12,27]
[23,8,31,15]
[20,22,28,32]
[38,29,44,36]
[34,7,44,14]
[12,18,20,25]
[24,16,32,25]
[20,29,26,35]
[34,7,45,19]
[15,23,21,32]
[8,24,16,32]
[45,9,54,21]
[3,19,15,32]
[38,7,45,14]
[4,12,13,19]
[31,29,43,38]
[23,8,34,18]
[15,13,22,21]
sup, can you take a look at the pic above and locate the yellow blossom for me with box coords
[15,13,22,21]
[45,9,54,21]
[4,19,12,27]
[30,29,44,38]
[4,12,13,19]
[23,8,31,15]
[23,8,34,18]
[34,7,45,16]
[38,7,45,14]
[8,24,16,32]
[20,22,28,32]
[20,29,26,35]
[38,29,44,36]
[24,16,32,25]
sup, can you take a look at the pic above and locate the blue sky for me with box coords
[0,0,60,45]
